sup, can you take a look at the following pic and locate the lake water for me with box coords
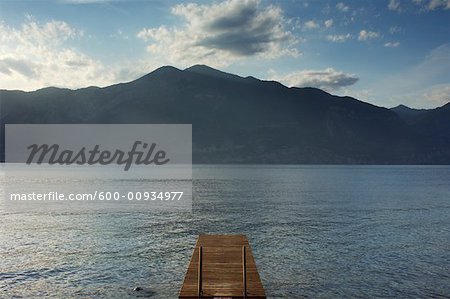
[1,165,450,298]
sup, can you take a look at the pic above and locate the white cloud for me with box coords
[388,84,450,108]
[412,0,450,10]
[358,30,380,41]
[372,43,450,108]
[388,0,402,11]
[389,26,401,34]
[427,0,450,10]
[271,68,358,92]
[304,20,319,29]
[326,33,351,42]
[422,84,450,105]
[136,0,299,68]
[336,2,350,12]
[0,17,166,91]
[384,41,400,47]
[413,43,450,81]
[324,19,333,28]
[394,0,450,12]
[0,17,120,91]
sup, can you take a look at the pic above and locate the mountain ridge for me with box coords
[1,65,449,164]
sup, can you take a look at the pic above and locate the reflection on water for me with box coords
[1,165,450,298]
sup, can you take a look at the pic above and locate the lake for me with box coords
[1,165,449,298]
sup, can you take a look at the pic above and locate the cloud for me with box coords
[412,0,450,10]
[137,0,298,67]
[304,20,319,29]
[384,41,400,47]
[271,68,358,91]
[0,58,37,78]
[388,84,450,108]
[389,26,401,34]
[326,33,351,42]
[60,0,111,3]
[0,17,120,90]
[422,84,450,105]
[324,19,333,28]
[427,0,450,10]
[388,0,402,11]
[414,43,450,80]
[336,2,350,12]
[358,30,380,41]
[342,88,374,102]
[372,43,450,108]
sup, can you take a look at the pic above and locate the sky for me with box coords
[0,0,449,109]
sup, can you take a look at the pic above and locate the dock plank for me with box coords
[179,234,266,298]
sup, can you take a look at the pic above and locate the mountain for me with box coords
[1,65,450,164]
[390,104,429,123]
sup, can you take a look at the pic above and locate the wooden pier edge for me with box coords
[179,234,266,299]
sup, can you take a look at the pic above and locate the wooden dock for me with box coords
[179,234,266,298]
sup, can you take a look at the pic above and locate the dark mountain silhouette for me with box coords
[390,104,429,124]
[1,65,449,164]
